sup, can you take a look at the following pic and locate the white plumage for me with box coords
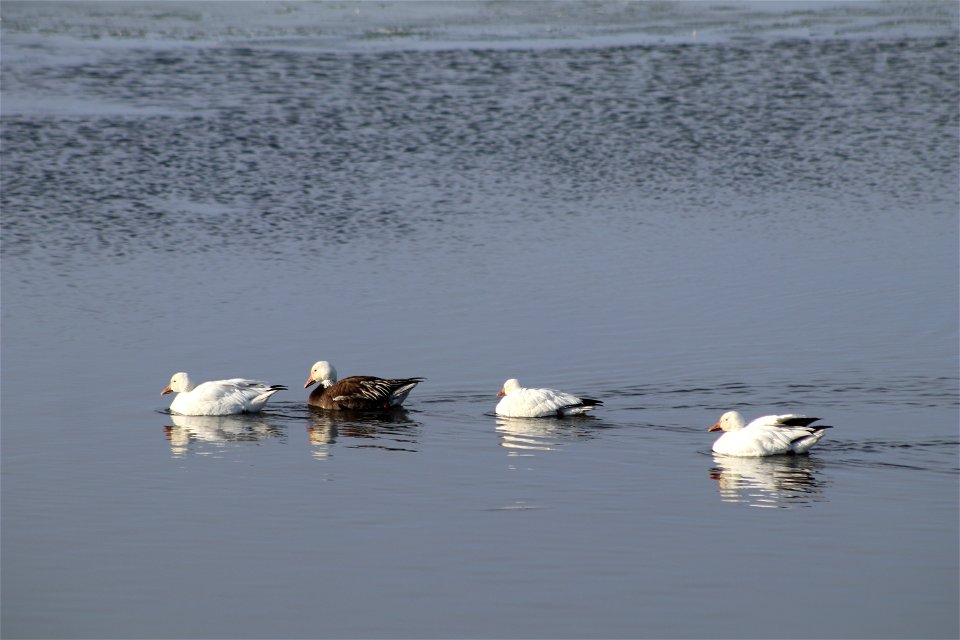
[495,378,602,418]
[161,372,286,416]
[708,411,831,457]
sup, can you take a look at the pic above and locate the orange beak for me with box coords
[496,388,506,397]
[708,421,722,432]
[161,385,173,396]
[304,377,317,389]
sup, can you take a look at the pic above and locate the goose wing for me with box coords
[741,414,830,454]
[499,387,597,417]
[326,376,423,407]
[182,379,286,414]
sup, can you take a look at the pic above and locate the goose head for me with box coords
[497,378,522,397]
[305,361,338,389]
[709,410,747,432]
[161,372,193,396]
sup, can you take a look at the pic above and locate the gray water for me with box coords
[2,2,958,638]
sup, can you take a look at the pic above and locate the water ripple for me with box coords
[609,375,959,410]
[3,38,957,264]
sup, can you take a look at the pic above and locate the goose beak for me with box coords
[496,388,506,397]
[161,385,173,396]
[708,421,722,432]
[304,377,317,389]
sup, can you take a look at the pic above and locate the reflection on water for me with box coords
[307,409,421,459]
[495,416,598,455]
[306,416,337,461]
[163,412,284,457]
[709,454,828,509]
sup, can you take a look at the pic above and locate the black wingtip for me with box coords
[780,416,821,427]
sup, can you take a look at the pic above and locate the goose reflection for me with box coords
[709,453,828,508]
[163,412,283,456]
[306,408,421,458]
[495,416,597,454]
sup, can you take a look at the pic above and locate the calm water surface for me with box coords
[2,2,958,638]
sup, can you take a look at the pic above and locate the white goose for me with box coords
[161,372,287,416]
[708,411,832,456]
[495,378,602,418]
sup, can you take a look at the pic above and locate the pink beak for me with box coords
[161,385,173,396]
[496,388,506,397]
[304,377,317,389]
[707,422,722,432]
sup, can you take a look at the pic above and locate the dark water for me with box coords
[2,2,958,638]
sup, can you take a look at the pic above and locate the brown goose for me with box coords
[304,360,423,411]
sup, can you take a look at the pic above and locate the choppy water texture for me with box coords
[2,2,958,638]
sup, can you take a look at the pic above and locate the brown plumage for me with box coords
[304,361,422,411]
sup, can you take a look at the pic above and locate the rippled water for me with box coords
[2,2,958,638]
